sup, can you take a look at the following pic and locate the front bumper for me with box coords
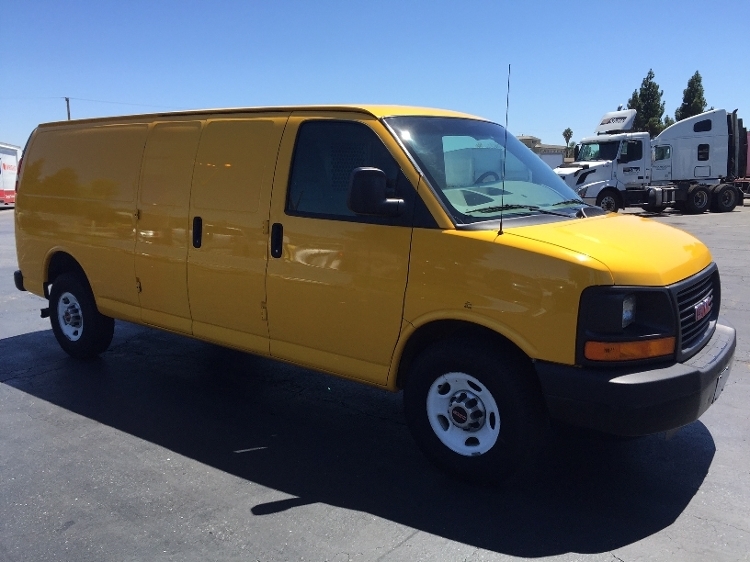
[535,323,735,436]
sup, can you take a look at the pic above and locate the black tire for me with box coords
[595,188,620,212]
[49,272,114,359]
[710,183,738,213]
[403,338,547,485]
[684,185,710,214]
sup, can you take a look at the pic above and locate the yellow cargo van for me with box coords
[14,105,736,483]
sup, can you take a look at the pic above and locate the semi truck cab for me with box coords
[555,109,746,214]
[555,110,652,211]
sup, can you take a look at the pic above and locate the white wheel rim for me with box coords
[57,291,83,342]
[426,372,500,456]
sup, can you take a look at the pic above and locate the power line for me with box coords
[64,97,184,110]
[0,95,183,110]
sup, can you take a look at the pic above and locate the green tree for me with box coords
[627,69,667,137]
[562,128,573,157]
[675,71,708,121]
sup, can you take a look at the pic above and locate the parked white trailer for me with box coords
[0,142,21,206]
[554,109,746,214]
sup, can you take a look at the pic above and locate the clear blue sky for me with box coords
[2,0,748,149]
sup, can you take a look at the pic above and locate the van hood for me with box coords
[507,213,712,286]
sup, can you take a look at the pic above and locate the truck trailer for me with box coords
[733,130,750,199]
[555,109,747,214]
[0,142,21,206]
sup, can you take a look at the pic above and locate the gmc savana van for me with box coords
[14,106,736,483]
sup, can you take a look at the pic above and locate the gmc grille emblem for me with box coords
[694,295,713,322]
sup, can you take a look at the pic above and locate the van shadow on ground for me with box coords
[0,322,715,558]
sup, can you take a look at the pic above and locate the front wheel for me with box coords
[404,339,547,484]
[595,189,621,212]
[49,273,114,359]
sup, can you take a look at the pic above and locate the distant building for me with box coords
[516,135,566,168]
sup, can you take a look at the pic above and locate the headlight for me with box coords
[622,294,636,328]
[577,287,676,364]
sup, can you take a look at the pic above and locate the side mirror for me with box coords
[573,145,580,160]
[347,167,404,217]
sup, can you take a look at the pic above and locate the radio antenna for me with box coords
[499,64,510,235]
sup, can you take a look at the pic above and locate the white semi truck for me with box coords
[555,109,747,213]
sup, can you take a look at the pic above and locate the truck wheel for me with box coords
[710,184,738,213]
[403,339,547,484]
[595,189,620,212]
[49,272,115,359]
[684,185,710,214]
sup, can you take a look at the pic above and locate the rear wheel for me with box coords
[404,339,547,484]
[49,273,114,359]
[710,183,738,213]
[595,188,620,212]
[684,185,710,214]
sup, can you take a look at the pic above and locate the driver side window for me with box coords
[286,120,400,219]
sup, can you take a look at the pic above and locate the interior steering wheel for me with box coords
[474,171,500,185]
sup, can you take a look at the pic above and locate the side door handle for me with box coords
[270,222,283,258]
[192,216,202,248]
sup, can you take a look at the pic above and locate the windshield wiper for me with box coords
[468,204,573,217]
[468,204,534,214]
[549,198,587,207]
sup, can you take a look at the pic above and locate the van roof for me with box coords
[36,105,486,128]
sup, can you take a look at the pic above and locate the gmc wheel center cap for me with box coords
[447,390,486,431]
[451,407,468,424]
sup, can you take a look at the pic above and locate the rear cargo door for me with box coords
[135,120,203,333]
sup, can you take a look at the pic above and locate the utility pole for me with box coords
[64,97,71,120]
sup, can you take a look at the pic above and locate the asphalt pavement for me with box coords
[1,203,748,562]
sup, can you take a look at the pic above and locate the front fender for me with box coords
[578,180,617,199]
[386,311,539,391]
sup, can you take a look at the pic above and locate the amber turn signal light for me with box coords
[584,337,675,361]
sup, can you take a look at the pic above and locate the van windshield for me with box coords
[576,141,620,162]
[384,117,582,225]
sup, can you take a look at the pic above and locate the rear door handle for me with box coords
[192,216,202,248]
[270,223,283,258]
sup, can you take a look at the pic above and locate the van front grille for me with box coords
[676,272,715,351]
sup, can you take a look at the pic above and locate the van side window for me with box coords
[693,119,712,133]
[287,121,400,219]
[697,144,710,161]
[654,145,671,161]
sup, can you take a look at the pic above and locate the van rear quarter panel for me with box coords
[15,123,148,315]
[403,228,613,366]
